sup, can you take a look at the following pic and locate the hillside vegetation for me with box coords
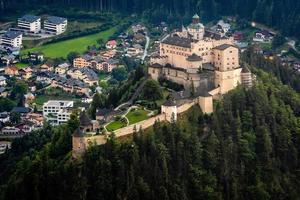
[1,67,300,199]
[1,0,300,39]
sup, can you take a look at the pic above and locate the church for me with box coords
[149,14,252,99]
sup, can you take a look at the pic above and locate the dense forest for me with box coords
[1,43,300,200]
[1,67,300,199]
[0,0,300,39]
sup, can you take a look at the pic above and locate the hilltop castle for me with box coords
[149,14,253,113]
[72,15,254,158]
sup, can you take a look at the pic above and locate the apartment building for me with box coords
[42,100,74,125]
[44,16,68,35]
[17,15,41,34]
[0,31,22,48]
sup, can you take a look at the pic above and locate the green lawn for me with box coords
[21,26,118,58]
[15,62,28,69]
[106,120,127,132]
[126,108,150,125]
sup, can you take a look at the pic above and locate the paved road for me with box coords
[141,33,150,64]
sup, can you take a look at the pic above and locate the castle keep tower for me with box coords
[161,99,177,122]
[72,111,93,158]
[72,128,86,159]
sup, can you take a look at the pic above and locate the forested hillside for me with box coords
[1,68,300,200]
[1,0,300,39]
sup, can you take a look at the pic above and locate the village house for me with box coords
[43,100,74,125]
[11,107,32,118]
[131,23,146,33]
[0,112,10,123]
[44,16,68,35]
[233,31,243,41]
[0,76,7,86]
[216,20,231,35]
[55,63,70,74]
[100,50,116,60]
[0,87,8,97]
[0,127,22,138]
[67,67,98,86]
[0,31,23,48]
[73,54,118,72]
[36,71,54,84]
[253,30,274,43]
[106,40,117,49]
[26,113,44,126]
[17,15,41,34]
[28,52,44,62]
[39,63,54,72]
[4,65,19,76]
[19,67,33,80]
[51,75,90,95]
[1,54,17,65]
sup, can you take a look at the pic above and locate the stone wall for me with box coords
[177,101,197,113]
[114,114,166,138]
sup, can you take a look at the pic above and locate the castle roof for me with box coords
[162,35,194,48]
[186,53,203,62]
[73,127,85,137]
[79,111,92,127]
[214,44,238,51]
[163,99,176,107]
[193,14,200,19]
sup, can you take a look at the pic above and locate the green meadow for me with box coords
[21,26,117,58]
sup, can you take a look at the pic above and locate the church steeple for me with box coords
[192,14,200,24]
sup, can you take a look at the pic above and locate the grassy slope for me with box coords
[126,109,150,125]
[106,121,127,132]
[21,26,117,58]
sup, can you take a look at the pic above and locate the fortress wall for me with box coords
[177,101,197,113]
[113,114,166,138]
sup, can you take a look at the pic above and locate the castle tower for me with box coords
[213,44,242,94]
[161,99,177,122]
[192,14,200,24]
[72,111,93,158]
[188,14,205,40]
[79,111,93,132]
[72,128,86,159]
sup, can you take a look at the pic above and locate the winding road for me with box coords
[141,33,150,64]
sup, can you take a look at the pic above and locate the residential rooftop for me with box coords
[19,15,40,23]
[46,16,67,25]
[43,100,73,107]
[3,31,22,39]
